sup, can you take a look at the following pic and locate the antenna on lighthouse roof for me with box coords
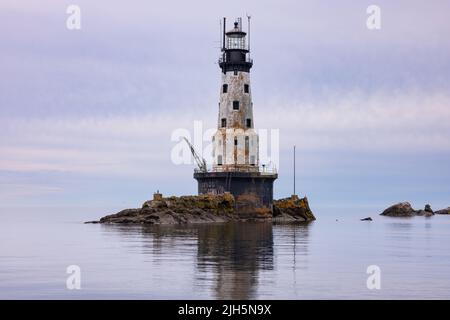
[246,14,251,53]
[222,17,226,51]
[219,18,222,50]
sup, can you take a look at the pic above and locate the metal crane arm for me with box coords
[182,137,207,173]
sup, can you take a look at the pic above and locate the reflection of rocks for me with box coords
[91,193,316,224]
[380,202,434,217]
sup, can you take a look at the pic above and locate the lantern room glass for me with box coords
[226,35,246,50]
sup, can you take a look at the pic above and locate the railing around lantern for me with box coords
[218,56,253,65]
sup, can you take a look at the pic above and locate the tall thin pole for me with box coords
[222,17,226,51]
[219,18,222,50]
[294,145,296,196]
[247,14,251,53]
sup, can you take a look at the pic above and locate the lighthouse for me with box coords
[194,17,277,215]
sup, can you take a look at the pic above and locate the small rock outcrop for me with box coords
[435,207,450,215]
[381,202,416,217]
[361,217,373,221]
[93,193,316,225]
[380,202,435,217]
[272,196,316,222]
[98,194,236,225]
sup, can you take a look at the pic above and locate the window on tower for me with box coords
[244,84,249,93]
[221,118,226,128]
[222,84,228,93]
[234,138,238,146]
[246,119,252,128]
[217,155,223,165]
[233,101,239,110]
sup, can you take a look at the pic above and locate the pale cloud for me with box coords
[1,88,448,180]
[0,184,63,203]
[258,88,450,151]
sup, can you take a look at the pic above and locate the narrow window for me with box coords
[222,84,228,93]
[233,101,239,110]
[234,70,238,76]
[217,155,223,165]
[234,138,238,146]
[244,84,249,93]
[250,155,256,166]
[221,118,226,128]
[246,118,251,128]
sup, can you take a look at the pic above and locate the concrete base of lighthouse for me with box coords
[194,171,277,217]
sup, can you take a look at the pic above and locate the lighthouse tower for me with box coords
[194,17,277,214]
[213,18,259,172]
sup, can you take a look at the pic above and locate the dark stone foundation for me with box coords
[194,171,277,216]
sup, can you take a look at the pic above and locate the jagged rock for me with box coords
[380,202,417,217]
[272,196,316,222]
[435,207,450,215]
[90,193,316,225]
[424,204,433,213]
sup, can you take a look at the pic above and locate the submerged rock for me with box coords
[91,193,316,225]
[361,217,373,221]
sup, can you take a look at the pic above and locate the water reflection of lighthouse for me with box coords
[103,222,311,299]
[196,222,274,299]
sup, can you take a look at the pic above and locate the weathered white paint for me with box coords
[212,70,259,171]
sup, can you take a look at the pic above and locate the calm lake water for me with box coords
[1,206,450,299]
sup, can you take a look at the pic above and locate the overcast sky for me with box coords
[1,0,449,212]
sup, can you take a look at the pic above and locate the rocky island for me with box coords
[89,193,316,225]
[380,202,450,217]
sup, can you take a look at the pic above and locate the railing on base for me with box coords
[194,166,277,175]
